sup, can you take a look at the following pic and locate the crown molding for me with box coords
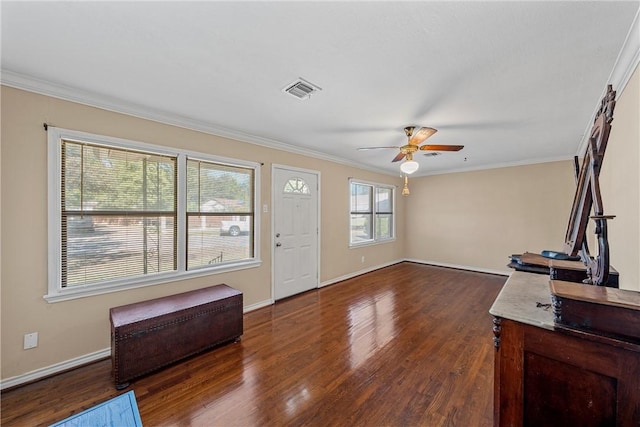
[0,71,585,179]
[608,6,640,96]
[1,69,398,177]
[576,6,640,156]
[415,154,575,177]
[3,24,634,182]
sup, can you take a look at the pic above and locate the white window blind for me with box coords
[186,159,255,270]
[61,140,177,287]
[47,127,261,302]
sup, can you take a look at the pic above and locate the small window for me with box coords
[349,179,395,245]
[284,177,310,194]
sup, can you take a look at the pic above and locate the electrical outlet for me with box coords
[24,332,38,349]
[361,256,365,263]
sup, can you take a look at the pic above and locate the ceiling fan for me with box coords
[358,126,464,174]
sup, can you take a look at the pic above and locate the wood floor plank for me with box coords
[1,263,505,426]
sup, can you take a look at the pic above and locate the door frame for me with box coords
[271,164,321,301]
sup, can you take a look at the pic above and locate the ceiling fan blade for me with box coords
[391,152,406,162]
[357,146,400,151]
[408,127,437,145]
[420,144,464,152]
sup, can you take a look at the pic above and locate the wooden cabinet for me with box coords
[490,272,640,426]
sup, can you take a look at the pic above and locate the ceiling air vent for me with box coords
[283,78,322,100]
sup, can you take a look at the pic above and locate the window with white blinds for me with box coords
[186,159,255,270]
[61,140,177,287]
[47,127,260,302]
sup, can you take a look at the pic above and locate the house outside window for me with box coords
[60,139,178,287]
[349,179,395,246]
[186,159,255,269]
[47,127,260,302]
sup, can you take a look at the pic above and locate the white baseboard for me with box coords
[0,348,111,391]
[319,258,509,290]
[2,259,506,390]
[243,299,273,313]
[1,299,273,391]
[404,258,510,276]
[319,259,405,288]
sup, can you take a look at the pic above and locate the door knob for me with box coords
[276,242,282,247]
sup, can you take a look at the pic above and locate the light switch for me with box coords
[24,332,38,349]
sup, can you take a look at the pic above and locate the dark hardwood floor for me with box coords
[1,263,506,427]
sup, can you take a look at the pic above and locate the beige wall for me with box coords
[0,86,405,380]
[405,161,576,273]
[2,65,638,382]
[600,65,640,291]
[405,65,639,290]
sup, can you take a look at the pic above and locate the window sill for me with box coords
[349,238,396,248]
[44,259,261,303]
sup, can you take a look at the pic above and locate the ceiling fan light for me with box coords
[400,160,419,174]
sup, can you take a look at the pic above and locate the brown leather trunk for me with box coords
[110,284,243,389]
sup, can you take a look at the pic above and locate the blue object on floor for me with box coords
[49,390,142,427]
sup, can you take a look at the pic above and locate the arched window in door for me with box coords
[283,177,310,194]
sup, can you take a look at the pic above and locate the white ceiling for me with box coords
[2,1,638,176]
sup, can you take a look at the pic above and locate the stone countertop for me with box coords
[489,271,554,329]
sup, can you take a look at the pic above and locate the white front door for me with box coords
[273,166,319,300]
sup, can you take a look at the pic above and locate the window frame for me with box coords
[46,127,261,302]
[185,157,256,270]
[348,178,396,247]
